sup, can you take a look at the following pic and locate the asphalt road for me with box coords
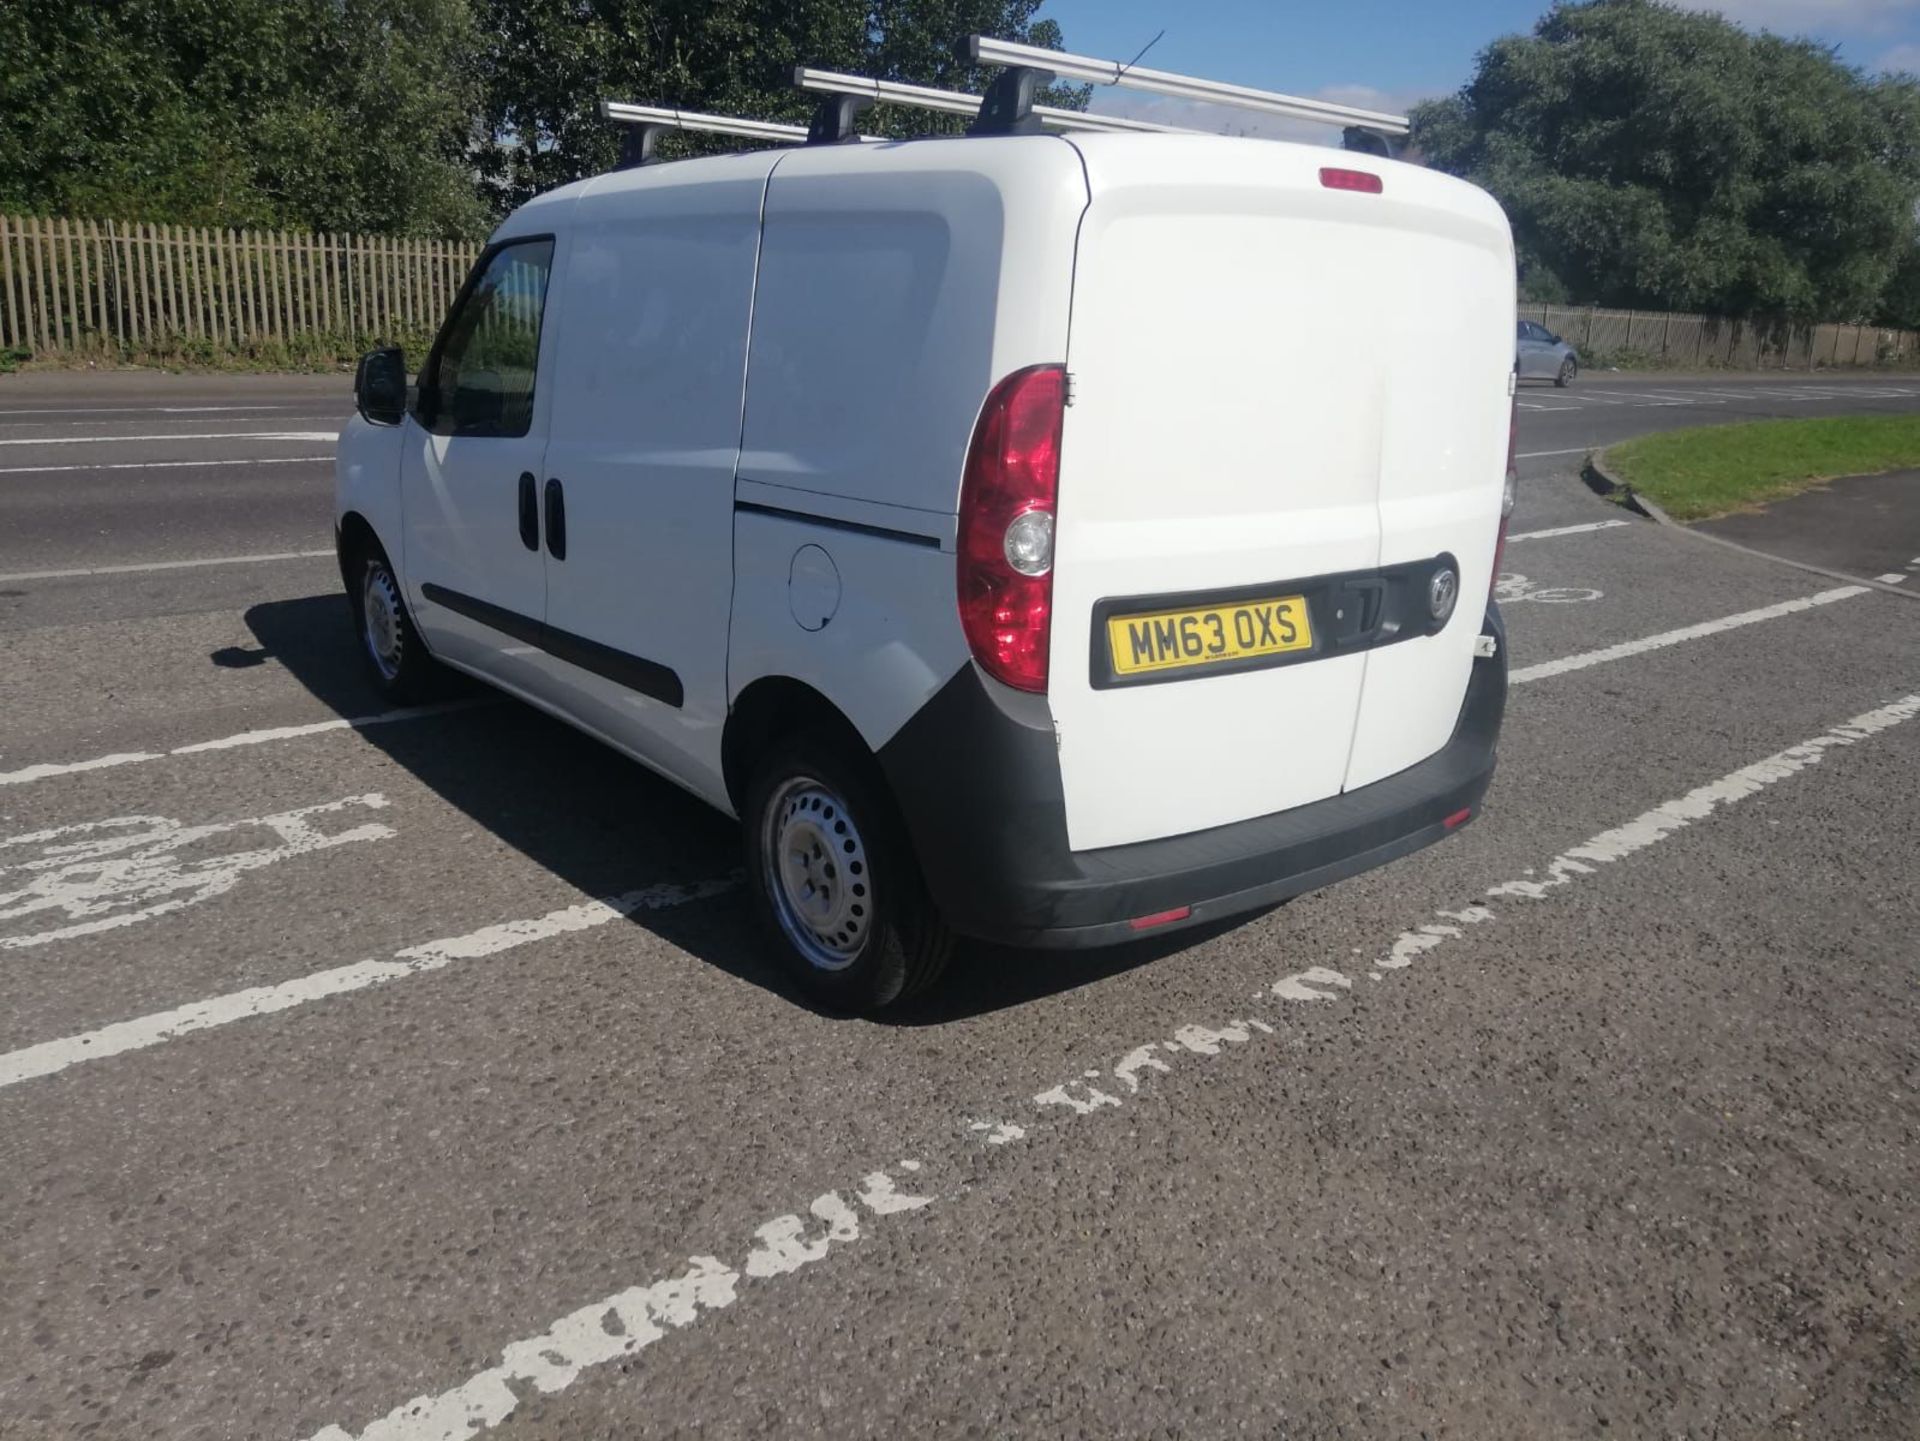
[1,369,1917,1440]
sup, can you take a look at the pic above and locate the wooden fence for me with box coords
[0,213,480,355]
[1522,303,1920,370]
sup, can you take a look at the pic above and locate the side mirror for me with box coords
[355,346,407,426]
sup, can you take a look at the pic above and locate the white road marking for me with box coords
[283,690,1919,1441]
[0,795,392,951]
[0,875,735,1090]
[1510,586,1868,684]
[0,456,330,477]
[1875,573,1907,584]
[0,404,315,416]
[0,430,336,447]
[0,700,484,788]
[1515,446,1592,459]
[0,547,334,583]
[1495,573,1603,605]
[1507,520,1631,542]
[1489,696,1920,901]
[307,1158,931,1441]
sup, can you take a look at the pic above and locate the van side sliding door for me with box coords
[536,154,781,808]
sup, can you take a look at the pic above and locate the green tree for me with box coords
[1411,0,1920,322]
[0,0,486,237]
[470,0,1086,215]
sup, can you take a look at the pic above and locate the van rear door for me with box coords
[1049,137,1514,852]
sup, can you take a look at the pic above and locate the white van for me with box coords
[335,80,1516,1012]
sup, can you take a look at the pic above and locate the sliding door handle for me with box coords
[544,478,567,561]
[517,472,539,551]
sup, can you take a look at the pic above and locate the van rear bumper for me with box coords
[878,606,1507,950]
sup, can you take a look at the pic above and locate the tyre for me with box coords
[1555,355,1578,387]
[744,731,954,1013]
[345,539,441,704]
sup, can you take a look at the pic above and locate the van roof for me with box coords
[498,130,1503,247]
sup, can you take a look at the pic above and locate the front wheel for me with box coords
[744,732,954,1013]
[347,543,441,704]
[1555,356,1578,387]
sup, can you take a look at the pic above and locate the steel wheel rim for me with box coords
[762,775,871,973]
[361,563,404,683]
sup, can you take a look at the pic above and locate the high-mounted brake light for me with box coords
[957,364,1065,693]
[1319,167,1383,193]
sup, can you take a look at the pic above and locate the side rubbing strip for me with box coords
[420,583,685,708]
[735,499,941,550]
[421,583,546,648]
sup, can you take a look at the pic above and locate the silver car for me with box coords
[1517,320,1578,386]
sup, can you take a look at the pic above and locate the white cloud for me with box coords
[1875,40,1920,67]
[1669,0,1919,36]
[1086,82,1442,148]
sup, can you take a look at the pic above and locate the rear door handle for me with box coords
[517,472,539,551]
[544,478,566,561]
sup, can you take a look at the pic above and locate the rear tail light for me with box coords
[1489,395,1517,603]
[958,364,1066,692]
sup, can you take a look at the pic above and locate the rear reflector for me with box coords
[1319,167,1383,193]
[1128,905,1192,932]
[1443,807,1473,831]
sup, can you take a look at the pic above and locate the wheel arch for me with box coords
[335,509,387,589]
[722,676,872,817]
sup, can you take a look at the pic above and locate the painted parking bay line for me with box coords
[1507,519,1630,542]
[0,876,736,1090]
[1510,585,1868,685]
[304,688,1920,1441]
[0,547,334,584]
[0,456,331,477]
[0,700,487,788]
[0,430,336,447]
[0,404,315,416]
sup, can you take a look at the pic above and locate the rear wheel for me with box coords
[1555,355,1578,387]
[346,540,441,704]
[744,732,953,1013]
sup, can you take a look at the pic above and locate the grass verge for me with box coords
[1603,414,1920,522]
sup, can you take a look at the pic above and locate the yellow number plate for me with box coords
[1107,594,1314,678]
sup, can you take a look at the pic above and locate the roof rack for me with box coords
[792,66,1185,135]
[599,101,810,167]
[967,34,1411,139]
[601,38,1410,166]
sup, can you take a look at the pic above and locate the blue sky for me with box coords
[1039,0,1920,129]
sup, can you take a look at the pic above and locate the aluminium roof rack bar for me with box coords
[599,100,812,150]
[792,66,1184,135]
[967,35,1411,137]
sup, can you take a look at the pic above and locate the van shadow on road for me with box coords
[230,593,1207,1024]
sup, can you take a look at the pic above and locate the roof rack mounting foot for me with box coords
[616,122,669,169]
[969,65,1053,136]
[808,92,874,144]
[1342,127,1400,160]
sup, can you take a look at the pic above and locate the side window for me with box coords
[423,239,555,438]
